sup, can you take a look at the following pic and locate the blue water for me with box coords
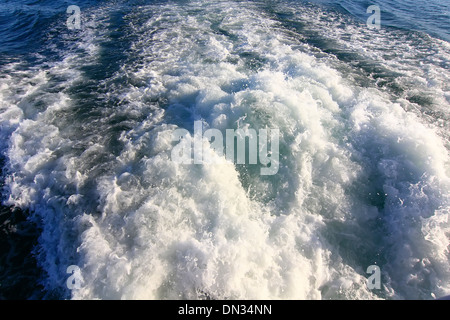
[337,0,450,42]
[0,0,449,300]
[1,0,448,57]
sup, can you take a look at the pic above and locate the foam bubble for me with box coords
[0,0,448,300]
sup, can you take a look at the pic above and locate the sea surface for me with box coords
[0,0,449,300]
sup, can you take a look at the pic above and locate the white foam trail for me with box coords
[276,1,450,140]
[0,0,448,300]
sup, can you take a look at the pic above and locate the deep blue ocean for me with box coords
[0,0,449,300]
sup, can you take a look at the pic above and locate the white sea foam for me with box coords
[0,0,448,300]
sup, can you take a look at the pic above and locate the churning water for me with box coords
[0,0,449,300]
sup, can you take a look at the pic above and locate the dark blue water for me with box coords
[1,0,449,57]
[336,0,450,42]
[0,0,449,300]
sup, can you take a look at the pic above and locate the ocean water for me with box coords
[0,0,449,300]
